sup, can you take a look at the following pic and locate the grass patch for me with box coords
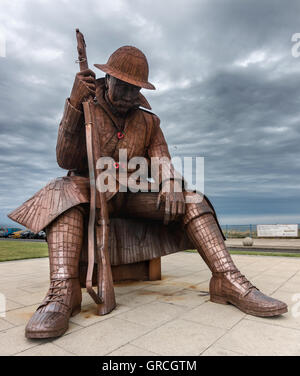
[0,241,48,262]
[184,249,300,258]
[1,242,299,263]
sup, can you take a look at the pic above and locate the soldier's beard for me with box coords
[112,99,138,114]
[105,91,139,116]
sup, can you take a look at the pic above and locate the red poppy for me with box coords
[113,162,119,169]
[117,131,124,139]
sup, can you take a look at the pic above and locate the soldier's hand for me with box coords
[70,69,96,110]
[156,180,185,225]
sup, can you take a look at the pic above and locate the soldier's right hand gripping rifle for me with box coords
[74,28,116,315]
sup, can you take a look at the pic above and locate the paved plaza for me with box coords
[0,252,300,356]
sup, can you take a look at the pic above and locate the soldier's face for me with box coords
[106,75,141,114]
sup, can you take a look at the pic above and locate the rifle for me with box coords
[75,29,116,315]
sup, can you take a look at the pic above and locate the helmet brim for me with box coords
[94,64,156,90]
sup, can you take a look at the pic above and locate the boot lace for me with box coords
[42,279,69,308]
[230,270,257,294]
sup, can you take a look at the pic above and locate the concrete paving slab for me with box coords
[251,274,289,291]
[166,270,211,286]
[132,318,226,356]
[156,289,209,308]
[18,283,49,294]
[69,303,132,327]
[114,289,162,307]
[182,300,246,330]
[5,299,24,311]
[201,345,244,356]
[80,291,96,307]
[246,289,300,331]
[141,283,186,296]
[4,290,46,307]
[4,304,40,326]
[119,301,186,329]
[279,278,300,293]
[113,280,151,295]
[0,318,14,332]
[0,325,45,356]
[213,319,300,356]
[15,343,75,356]
[263,268,298,279]
[108,343,158,356]
[160,267,204,277]
[53,317,151,356]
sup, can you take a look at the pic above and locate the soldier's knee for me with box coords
[184,191,204,205]
[183,193,214,226]
[47,205,85,235]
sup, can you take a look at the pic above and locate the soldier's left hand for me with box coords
[156,180,185,224]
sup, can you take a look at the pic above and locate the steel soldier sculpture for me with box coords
[9,35,287,339]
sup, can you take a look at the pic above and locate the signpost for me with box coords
[257,224,298,237]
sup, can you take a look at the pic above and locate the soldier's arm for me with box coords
[147,114,186,222]
[147,115,184,188]
[56,69,95,170]
[56,99,87,170]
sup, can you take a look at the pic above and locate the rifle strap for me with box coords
[83,100,102,305]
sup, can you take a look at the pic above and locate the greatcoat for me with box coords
[8,78,224,266]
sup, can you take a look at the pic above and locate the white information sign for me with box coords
[257,224,298,237]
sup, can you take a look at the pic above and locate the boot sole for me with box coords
[210,295,288,317]
[25,305,81,339]
[26,328,67,339]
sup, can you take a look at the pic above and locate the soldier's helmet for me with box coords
[94,46,155,90]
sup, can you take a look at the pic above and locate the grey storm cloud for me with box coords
[0,0,299,225]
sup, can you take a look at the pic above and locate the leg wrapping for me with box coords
[186,213,236,273]
[46,206,84,279]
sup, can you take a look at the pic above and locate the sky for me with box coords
[0,0,299,226]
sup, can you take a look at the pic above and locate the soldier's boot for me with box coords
[186,213,288,317]
[25,206,84,338]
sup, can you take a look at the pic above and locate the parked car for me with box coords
[10,230,25,239]
[32,231,46,240]
[37,231,46,240]
[21,230,34,239]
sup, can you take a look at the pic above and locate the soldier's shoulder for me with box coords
[138,107,160,125]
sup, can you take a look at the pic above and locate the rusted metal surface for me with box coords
[9,37,288,339]
[25,207,83,338]
[77,29,115,313]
